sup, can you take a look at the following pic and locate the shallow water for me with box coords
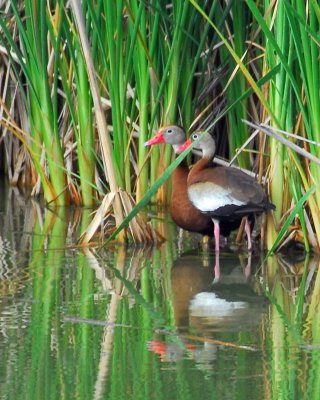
[0,185,319,400]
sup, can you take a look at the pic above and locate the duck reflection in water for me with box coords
[148,251,267,366]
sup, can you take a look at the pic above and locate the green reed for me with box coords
[58,5,96,206]
[264,255,320,400]
[219,1,252,168]
[251,0,320,248]
[144,0,231,204]
[0,1,68,204]
[87,0,214,203]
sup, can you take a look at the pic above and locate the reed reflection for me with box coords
[1,189,320,400]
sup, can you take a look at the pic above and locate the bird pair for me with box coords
[145,125,275,255]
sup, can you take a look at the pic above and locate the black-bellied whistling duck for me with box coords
[144,126,242,240]
[144,126,213,236]
[177,131,275,253]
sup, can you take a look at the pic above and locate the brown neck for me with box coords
[172,158,188,187]
[188,156,211,185]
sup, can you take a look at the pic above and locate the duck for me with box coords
[177,131,275,252]
[144,126,242,240]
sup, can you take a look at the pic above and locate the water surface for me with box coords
[0,185,319,400]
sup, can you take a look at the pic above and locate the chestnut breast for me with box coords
[170,161,213,235]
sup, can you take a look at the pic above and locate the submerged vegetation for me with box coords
[0,1,320,250]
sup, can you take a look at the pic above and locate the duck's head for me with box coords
[144,125,186,153]
[177,131,216,159]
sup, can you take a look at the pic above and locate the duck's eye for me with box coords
[167,129,173,134]
[192,134,199,140]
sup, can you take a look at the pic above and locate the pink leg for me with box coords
[244,252,252,279]
[213,251,221,283]
[213,219,220,252]
[244,217,252,251]
[213,219,221,282]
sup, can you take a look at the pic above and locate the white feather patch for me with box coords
[189,292,247,317]
[188,182,245,212]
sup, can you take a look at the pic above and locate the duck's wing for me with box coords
[188,167,274,215]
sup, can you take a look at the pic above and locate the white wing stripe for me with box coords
[188,183,245,212]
